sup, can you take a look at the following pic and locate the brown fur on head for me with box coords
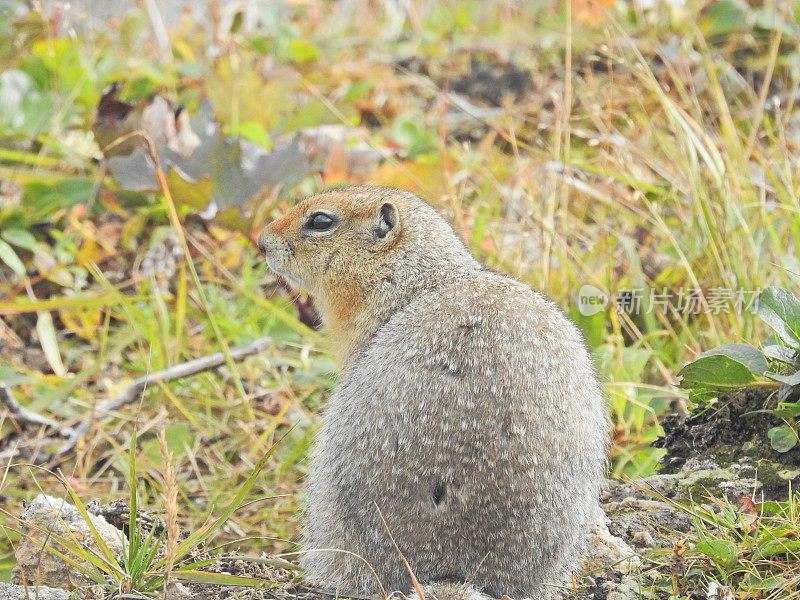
[259,186,479,364]
[258,186,408,360]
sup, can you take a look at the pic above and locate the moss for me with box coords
[655,389,800,499]
[673,467,747,499]
[756,461,800,498]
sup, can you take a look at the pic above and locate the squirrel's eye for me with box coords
[306,212,337,232]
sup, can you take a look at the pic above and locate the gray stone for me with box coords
[606,574,648,600]
[581,506,641,575]
[0,583,69,600]
[12,494,127,590]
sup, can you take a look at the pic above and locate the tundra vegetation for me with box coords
[0,1,798,598]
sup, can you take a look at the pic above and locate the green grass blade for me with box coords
[61,482,122,571]
[162,433,286,566]
[127,428,139,575]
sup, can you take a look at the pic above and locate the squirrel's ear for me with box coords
[375,202,400,241]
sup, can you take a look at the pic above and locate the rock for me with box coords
[601,485,692,550]
[11,494,127,590]
[605,574,649,600]
[0,583,70,600]
[581,506,641,575]
[707,580,735,600]
[165,580,194,599]
[630,531,655,548]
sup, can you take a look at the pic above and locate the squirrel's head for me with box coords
[258,186,477,362]
[258,186,405,296]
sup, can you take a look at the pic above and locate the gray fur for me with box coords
[262,188,609,600]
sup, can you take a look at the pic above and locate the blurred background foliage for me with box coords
[0,0,799,582]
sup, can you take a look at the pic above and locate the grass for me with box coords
[638,490,800,599]
[0,0,799,592]
[2,429,281,595]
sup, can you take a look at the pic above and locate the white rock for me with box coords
[0,583,70,600]
[12,494,127,590]
[581,506,642,574]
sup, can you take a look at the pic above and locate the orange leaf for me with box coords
[322,142,350,185]
[369,160,446,200]
[573,0,614,27]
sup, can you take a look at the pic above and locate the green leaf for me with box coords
[141,423,192,462]
[391,115,434,158]
[753,538,800,559]
[701,344,769,375]
[767,370,800,386]
[0,69,55,137]
[0,238,25,277]
[767,425,798,453]
[229,10,244,34]
[687,388,720,409]
[756,501,785,516]
[22,179,95,224]
[285,39,318,64]
[752,8,796,36]
[1,227,38,251]
[695,539,738,568]
[128,429,139,580]
[225,120,272,151]
[770,402,800,421]
[757,287,800,348]
[763,345,798,365]
[36,310,66,377]
[29,38,98,107]
[570,305,605,351]
[740,572,788,590]
[679,355,756,389]
[701,0,750,36]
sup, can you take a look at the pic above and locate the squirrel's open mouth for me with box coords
[278,272,305,290]
[265,259,305,291]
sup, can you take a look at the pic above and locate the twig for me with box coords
[49,336,274,461]
[216,555,304,571]
[0,384,75,437]
[374,502,424,600]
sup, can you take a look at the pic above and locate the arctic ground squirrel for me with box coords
[258,186,609,600]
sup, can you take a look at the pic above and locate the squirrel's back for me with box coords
[258,187,609,599]
[302,269,606,599]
